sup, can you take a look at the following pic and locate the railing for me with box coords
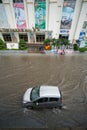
[27,43,45,53]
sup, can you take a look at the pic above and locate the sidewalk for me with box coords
[0,50,87,55]
[0,50,28,54]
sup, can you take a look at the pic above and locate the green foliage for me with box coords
[79,47,87,52]
[73,43,79,51]
[19,39,27,50]
[52,38,70,46]
[43,38,70,47]
[55,39,63,46]
[43,38,50,45]
[51,38,56,46]
[62,38,70,46]
[0,39,6,50]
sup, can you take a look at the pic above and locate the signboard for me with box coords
[60,29,69,35]
[34,1,46,29]
[13,3,26,29]
[47,32,52,38]
[6,43,19,49]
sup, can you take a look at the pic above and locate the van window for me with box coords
[38,98,48,103]
[49,98,59,102]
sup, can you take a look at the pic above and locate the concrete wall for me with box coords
[0,0,87,43]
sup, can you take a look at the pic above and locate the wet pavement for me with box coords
[0,52,87,128]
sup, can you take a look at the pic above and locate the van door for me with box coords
[48,98,59,108]
[34,98,49,108]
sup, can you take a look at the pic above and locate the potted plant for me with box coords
[43,38,51,50]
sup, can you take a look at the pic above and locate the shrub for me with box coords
[73,43,79,51]
[19,39,27,50]
[0,39,6,50]
[79,47,86,52]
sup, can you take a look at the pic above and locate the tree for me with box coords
[43,38,51,45]
[62,38,70,46]
[51,38,56,46]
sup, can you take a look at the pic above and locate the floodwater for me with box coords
[0,52,87,128]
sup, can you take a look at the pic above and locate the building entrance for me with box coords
[59,34,69,40]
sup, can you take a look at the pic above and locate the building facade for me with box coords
[0,0,87,48]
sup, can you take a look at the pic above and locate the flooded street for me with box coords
[0,52,87,128]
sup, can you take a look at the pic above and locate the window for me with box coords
[36,34,45,42]
[38,98,48,103]
[19,34,28,42]
[49,98,59,102]
[2,33,12,42]
[13,0,23,3]
[59,34,69,40]
[30,86,40,101]
[0,0,2,3]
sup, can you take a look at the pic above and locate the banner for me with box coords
[0,5,8,28]
[82,21,87,29]
[47,32,52,39]
[79,31,85,42]
[60,0,76,34]
[34,1,46,29]
[13,3,26,29]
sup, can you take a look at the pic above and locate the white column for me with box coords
[57,0,63,38]
[27,31,30,43]
[15,32,19,42]
[26,0,35,30]
[3,0,16,28]
[48,0,63,38]
[69,0,83,43]
[0,32,4,41]
[10,0,16,28]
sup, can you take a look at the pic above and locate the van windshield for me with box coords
[30,86,40,101]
